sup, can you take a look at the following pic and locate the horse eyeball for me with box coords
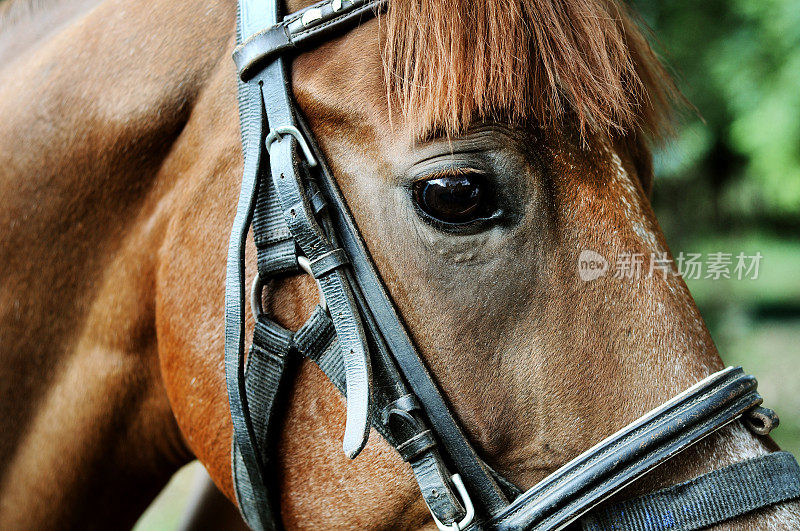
[412,173,487,224]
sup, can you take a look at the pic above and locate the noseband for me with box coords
[223,0,800,529]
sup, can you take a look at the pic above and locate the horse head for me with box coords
[1,0,797,528]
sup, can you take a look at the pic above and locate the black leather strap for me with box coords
[309,248,349,277]
[581,452,800,531]
[482,367,768,530]
[234,0,388,81]
[292,308,468,525]
[396,430,437,461]
[295,110,511,516]
[259,4,375,460]
[230,0,468,528]
[225,1,284,528]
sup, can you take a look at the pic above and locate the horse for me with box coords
[0,0,797,528]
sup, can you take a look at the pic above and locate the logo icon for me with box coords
[578,250,609,281]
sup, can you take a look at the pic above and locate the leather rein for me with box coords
[223,0,800,529]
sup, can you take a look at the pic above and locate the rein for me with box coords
[223,0,800,529]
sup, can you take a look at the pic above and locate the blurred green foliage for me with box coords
[631,0,800,236]
[631,0,800,455]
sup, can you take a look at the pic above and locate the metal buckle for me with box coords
[250,255,327,319]
[430,474,475,531]
[265,125,317,167]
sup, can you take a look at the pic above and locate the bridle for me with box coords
[223,0,800,529]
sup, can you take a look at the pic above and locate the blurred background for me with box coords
[136,1,800,527]
[631,0,800,457]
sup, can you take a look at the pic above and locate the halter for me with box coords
[224,0,800,529]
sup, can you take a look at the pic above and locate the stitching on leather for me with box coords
[292,3,382,40]
[500,390,751,526]
[494,372,750,524]
[496,375,744,523]
[536,410,743,529]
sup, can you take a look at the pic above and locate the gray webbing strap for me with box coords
[253,169,298,277]
[236,319,295,520]
[581,452,800,531]
[246,320,294,457]
[264,65,373,464]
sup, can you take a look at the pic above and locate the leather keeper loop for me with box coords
[234,25,293,81]
[309,248,348,277]
[382,394,422,424]
[256,240,299,278]
[397,430,437,462]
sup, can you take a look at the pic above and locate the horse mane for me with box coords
[2,0,676,141]
[383,0,678,139]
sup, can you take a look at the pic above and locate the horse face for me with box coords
[160,2,781,527]
[289,19,725,493]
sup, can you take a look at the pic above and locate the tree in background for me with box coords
[632,0,800,242]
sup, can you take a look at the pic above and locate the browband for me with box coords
[234,0,388,81]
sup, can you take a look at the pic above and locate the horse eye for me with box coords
[412,172,490,225]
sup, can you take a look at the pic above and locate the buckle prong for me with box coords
[265,125,317,167]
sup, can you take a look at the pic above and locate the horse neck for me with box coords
[0,0,234,527]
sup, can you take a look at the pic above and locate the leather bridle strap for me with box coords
[226,0,800,529]
[581,451,800,530]
[234,0,388,81]
[482,367,774,530]
[228,0,375,520]
[292,109,512,517]
[229,0,477,528]
[224,1,278,528]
